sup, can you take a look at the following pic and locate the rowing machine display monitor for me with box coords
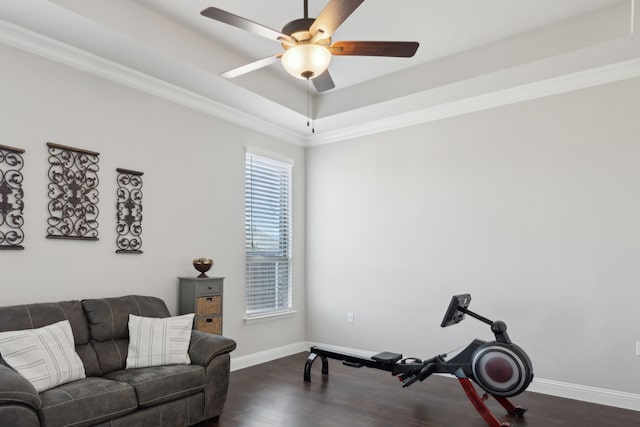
[440,293,471,327]
[304,294,534,427]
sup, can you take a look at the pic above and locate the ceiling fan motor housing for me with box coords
[283,19,315,42]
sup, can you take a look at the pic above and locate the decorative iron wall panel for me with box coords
[46,142,100,240]
[116,168,143,254]
[0,144,25,250]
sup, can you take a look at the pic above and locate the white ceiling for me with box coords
[0,0,638,144]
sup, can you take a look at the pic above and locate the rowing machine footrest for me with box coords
[371,352,403,365]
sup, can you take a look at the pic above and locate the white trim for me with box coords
[230,341,307,371]
[308,57,640,146]
[245,146,295,166]
[243,310,298,325]
[231,341,640,412]
[528,377,640,412]
[0,18,306,146]
[3,18,640,148]
[632,0,637,36]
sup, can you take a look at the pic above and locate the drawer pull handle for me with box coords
[206,318,213,323]
[206,297,213,302]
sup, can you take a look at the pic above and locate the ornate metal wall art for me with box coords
[0,145,25,250]
[46,143,100,240]
[116,168,143,254]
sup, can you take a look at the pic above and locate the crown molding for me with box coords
[0,18,307,146]
[2,17,640,149]
[307,56,640,146]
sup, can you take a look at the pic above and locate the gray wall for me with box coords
[306,77,640,394]
[0,43,307,358]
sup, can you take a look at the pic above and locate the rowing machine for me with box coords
[303,294,534,427]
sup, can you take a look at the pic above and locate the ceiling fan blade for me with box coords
[309,0,364,39]
[331,41,419,57]
[312,70,335,93]
[220,55,282,79]
[201,7,293,44]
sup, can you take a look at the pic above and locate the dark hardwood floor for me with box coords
[208,352,638,427]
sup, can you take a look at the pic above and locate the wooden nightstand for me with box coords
[178,277,224,335]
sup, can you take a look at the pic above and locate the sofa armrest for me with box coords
[189,332,235,421]
[188,331,236,367]
[0,363,41,411]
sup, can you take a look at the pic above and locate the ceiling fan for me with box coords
[201,0,419,93]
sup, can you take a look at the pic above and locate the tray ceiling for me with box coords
[0,0,638,145]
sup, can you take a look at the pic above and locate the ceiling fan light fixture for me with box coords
[281,44,332,80]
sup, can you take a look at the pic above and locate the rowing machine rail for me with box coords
[303,294,533,427]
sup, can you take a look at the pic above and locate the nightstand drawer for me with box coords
[196,295,222,316]
[196,317,222,335]
[195,281,222,296]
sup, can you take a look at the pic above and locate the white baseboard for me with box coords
[231,341,640,412]
[230,341,309,372]
[528,377,640,412]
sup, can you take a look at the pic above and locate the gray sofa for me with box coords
[0,295,237,427]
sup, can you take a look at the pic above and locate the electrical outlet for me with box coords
[347,312,354,324]
[636,341,640,356]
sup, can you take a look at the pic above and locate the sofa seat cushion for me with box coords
[104,364,205,408]
[39,377,137,427]
[92,393,206,427]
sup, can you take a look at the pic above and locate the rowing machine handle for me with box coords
[402,363,437,388]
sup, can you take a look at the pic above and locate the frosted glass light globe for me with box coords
[281,44,331,80]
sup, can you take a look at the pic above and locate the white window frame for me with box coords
[244,151,294,321]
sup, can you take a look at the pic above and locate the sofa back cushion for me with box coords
[81,295,171,375]
[0,301,101,376]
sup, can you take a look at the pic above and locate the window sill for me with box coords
[243,310,297,325]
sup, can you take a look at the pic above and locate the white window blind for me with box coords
[245,152,292,317]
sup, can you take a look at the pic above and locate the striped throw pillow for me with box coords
[0,320,86,392]
[125,313,194,369]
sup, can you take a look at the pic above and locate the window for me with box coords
[244,152,292,318]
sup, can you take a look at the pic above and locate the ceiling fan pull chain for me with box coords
[306,79,315,134]
[306,79,310,128]
[311,95,315,134]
